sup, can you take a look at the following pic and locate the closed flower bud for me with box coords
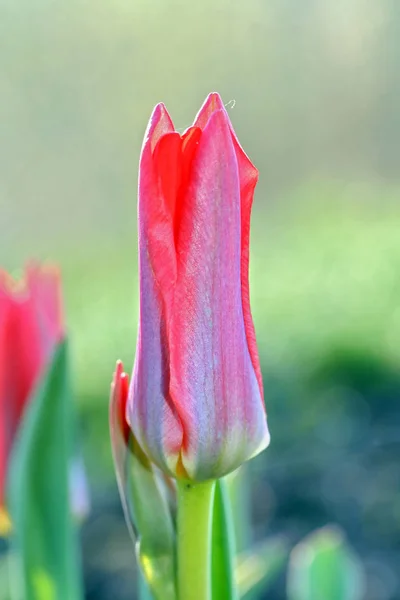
[124,93,270,481]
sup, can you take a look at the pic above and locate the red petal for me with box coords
[168,108,268,479]
[139,104,176,308]
[231,137,263,403]
[111,360,130,446]
[0,264,64,505]
[193,93,263,401]
[192,92,225,131]
[153,132,183,246]
[109,362,136,541]
[131,104,185,474]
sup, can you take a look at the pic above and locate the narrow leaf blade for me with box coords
[129,441,177,600]
[211,478,238,600]
[109,365,176,600]
[7,341,83,600]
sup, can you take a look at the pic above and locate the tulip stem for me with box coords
[177,479,216,600]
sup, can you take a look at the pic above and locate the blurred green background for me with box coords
[1,0,400,598]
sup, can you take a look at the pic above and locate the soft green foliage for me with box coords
[7,342,83,600]
[227,467,290,599]
[110,387,176,600]
[0,555,10,600]
[287,526,365,600]
[128,444,176,600]
[211,479,237,599]
[237,537,290,600]
[227,468,252,554]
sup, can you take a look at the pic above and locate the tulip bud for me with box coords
[0,264,88,533]
[126,93,270,481]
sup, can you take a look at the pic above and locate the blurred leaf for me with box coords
[7,341,83,600]
[211,478,238,599]
[129,442,176,600]
[237,536,289,599]
[226,467,252,554]
[109,376,176,600]
[0,553,10,600]
[287,525,365,600]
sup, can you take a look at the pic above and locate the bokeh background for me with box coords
[1,0,400,598]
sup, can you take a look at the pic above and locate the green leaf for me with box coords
[226,467,252,554]
[110,386,176,600]
[129,442,176,600]
[287,525,365,600]
[7,340,83,600]
[0,553,10,600]
[211,478,238,600]
[237,536,289,599]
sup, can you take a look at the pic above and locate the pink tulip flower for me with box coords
[122,93,270,481]
[0,264,88,534]
[0,265,63,515]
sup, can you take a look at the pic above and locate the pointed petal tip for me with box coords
[112,360,129,390]
[110,360,131,446]
[204,91,225,109]
[143,102,175,154]
[151,101,168,119]
[115,359,124,373]
[192,92,227,130]
[197,103,233,144]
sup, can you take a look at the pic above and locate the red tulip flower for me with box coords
[121,93,270,481]
[0,264,63,529]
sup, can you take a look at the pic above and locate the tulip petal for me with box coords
[0,294,12,509]
[194,93,263,399]
[130,105,184,474]
[128,95,269,482]
[0,265,63,508]
[153,126,202,246]
[231,133,263,402]
[153,131,183,233]
[192,92,226,131]
[169,108,269,480]
[26,263,64,354]
[110,361,137,541]
[110,362,177,600]
[139,103,177,304]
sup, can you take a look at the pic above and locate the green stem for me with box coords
[177,479,216,600]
